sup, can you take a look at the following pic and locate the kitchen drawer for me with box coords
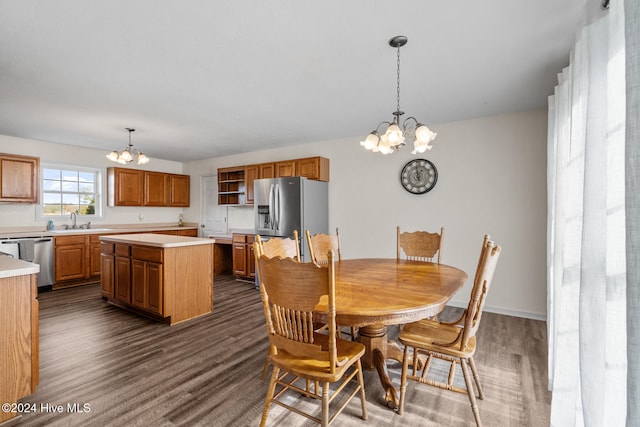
[115,244,131,257]
[132,246,163,263]
[55,235,88,246]
[232,234,247,243]
[232,234,255,244]
[100,243,114,255]
[91,233,116,243]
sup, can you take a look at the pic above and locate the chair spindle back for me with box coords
[254,248,340,373]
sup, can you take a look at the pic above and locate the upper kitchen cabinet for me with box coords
[244,165,259,205]
[274,160,296,178]
[217,157,329,206]
[0,153,40,203]
[169,174,190,207]
[108,168,144,206]
[217,166,245,205]
[296,157,329,181]
[259,163,275,179]
[108,167,190,207]
[144,171,169,206]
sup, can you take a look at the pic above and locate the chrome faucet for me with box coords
[70,212,77,229]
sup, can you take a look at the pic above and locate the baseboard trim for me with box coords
[446,300,546,321]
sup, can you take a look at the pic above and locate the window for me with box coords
[41,166,101,218]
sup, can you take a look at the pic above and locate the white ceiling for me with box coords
[0,1,588,163]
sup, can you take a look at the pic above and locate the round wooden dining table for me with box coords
[314,258,468,408]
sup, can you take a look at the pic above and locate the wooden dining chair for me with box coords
[306,228,342,265]
[255,250,367,427]
[397,226,444,264]
[305,228,357,341]
[254,232,301,378]
[397,235,501,427]
[255,230,301,262]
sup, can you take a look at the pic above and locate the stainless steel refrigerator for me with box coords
[254,176,328,261]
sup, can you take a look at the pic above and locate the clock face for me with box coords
[400,159,438,194]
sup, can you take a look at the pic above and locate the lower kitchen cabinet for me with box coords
[131,247,163,315]
[232,234,255,279]
[100,234,213,324]
[54,228,198,289]
[100,243,115,299]
[54,235,89,282]
[115,256,131,303]
[0,272,38,424]
[90,235,103,277]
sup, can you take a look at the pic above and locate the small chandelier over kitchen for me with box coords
[106,128,150,165]
[360,36,437,155]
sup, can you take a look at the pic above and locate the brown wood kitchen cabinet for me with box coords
[259,163,275,178]
[274,160,296,178]
[54,235,89,282]
[0,153,40,203]
[144,171,169,206]
[100,242,115,298]
[217,166,245,205]
[169,174,190,207]
[108,168,144,206]
[114,244,132,303]
[90,234,104,277]
[100,234,214,324]
[56,229,197,290]
[0,271,38,424]
[275,157,331,180]
[244,165,259,205]
[296,156,330,181]
[131,246,163,315]
[217,157,329,206]
[108,167,190,207]
[232,234,255,279]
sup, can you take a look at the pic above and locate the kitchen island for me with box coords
[0,256,39,424]
[99,233,214,325]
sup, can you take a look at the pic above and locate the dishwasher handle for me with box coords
[33,238,53,243]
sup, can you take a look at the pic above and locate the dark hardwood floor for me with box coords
[11,276,550,426]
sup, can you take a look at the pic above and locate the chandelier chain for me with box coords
[396,44,401,113]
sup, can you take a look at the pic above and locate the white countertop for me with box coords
[99,233,215,248]
[0,256,40,279]
[0,225,198,239]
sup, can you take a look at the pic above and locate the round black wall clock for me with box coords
[400,159,438,194]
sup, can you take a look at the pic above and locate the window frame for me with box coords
[37,163,103,221]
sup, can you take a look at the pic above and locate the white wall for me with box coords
[184,110,548,319]
[0,134,185,229]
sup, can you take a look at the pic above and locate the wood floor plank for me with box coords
[10,276,551,426]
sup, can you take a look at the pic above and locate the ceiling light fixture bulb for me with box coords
[360,132,380,150]
[137,153,150,165]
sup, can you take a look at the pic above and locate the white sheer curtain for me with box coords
[624,0,640,425]
[547,0,630,426]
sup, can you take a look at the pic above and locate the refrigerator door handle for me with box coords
[274,184,280,231]
[269,184,275,230]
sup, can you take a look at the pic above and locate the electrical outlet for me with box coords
[138,213,144,221]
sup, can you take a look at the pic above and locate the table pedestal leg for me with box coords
[358,325,399,409]
[358,325,387,369]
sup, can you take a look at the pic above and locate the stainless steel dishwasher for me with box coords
[0,236,54,288]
